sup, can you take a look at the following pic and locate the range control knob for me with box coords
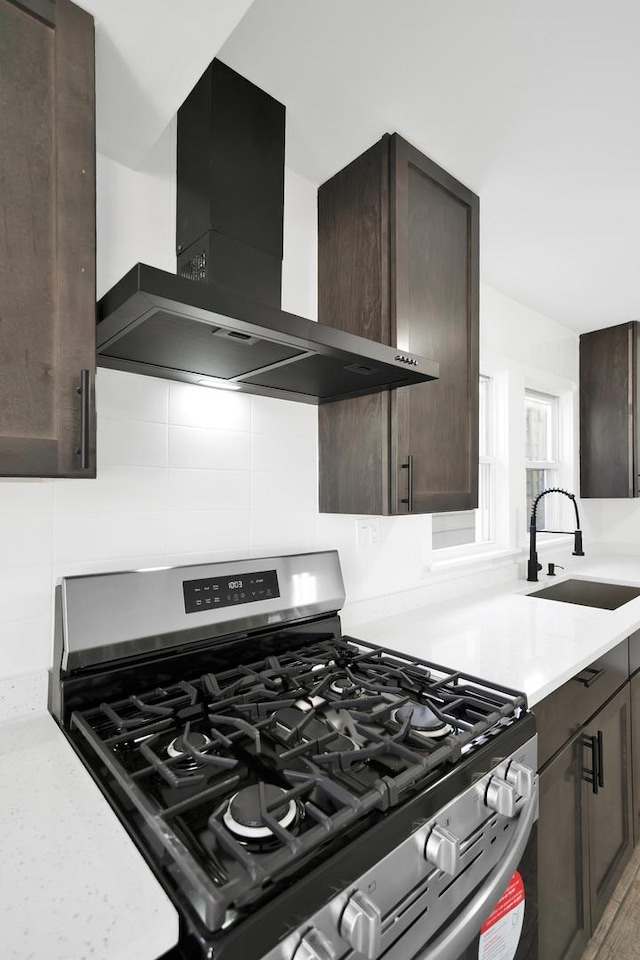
[293,927,336,960]
[340,890,382,960]
[505,761,535,799]
[484,776,517,818]
[424,824,460,875]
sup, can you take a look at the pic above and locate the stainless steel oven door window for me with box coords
[263,737,538,960]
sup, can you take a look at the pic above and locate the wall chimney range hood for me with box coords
[96,61,438,404]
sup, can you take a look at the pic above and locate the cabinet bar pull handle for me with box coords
[401,455,413,513]
[597,729,605,789]
[583,734,600,795]
[76,369,91,470]
[572,667,606,688]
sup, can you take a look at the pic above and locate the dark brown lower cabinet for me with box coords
[631,671,640,845]
[538,683,633,960]
[538,732,590,960]
[585,685,633,928]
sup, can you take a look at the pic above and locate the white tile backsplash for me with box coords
[251,470,317,513]
[252,395,317,435]
[2,619,53,676]
[98,418,168,468]
[0,480,54,512]
[169,383,252,431]
[167,469,250,511]
[0,512,53,569]
[97,369,169,423]
[169,426,251,471]
[0,371,322,681]
[53,511,167,562]
[55,467,168,514]
[0,566,52,623]
[167,510,251,554]
[252,431,317,472]
[251,510,317,549]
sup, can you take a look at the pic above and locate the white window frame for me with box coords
[432,372,500,557]
[523,378,576,544]
[525,389,560,530]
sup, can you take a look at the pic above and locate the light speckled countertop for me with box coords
[351,553,640,706]
[0,674,179,960]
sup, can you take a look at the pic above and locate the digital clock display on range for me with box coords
[182,569,280,614]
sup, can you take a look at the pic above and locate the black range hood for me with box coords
[96,61,438,404]
[97,263,438,403]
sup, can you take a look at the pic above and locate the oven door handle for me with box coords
[413,777,538,960]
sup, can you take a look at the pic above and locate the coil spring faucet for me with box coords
[527,487,584,583]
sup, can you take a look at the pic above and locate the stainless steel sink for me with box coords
[528,578,640,610]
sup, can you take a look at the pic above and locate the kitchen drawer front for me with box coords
[535,639,629,769]
[628,628,640,676]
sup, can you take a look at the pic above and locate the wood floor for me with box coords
[580,843,640,959]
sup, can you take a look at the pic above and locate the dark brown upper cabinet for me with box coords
[0,0,96,478]
[318,133,479,515]
[580,322,639,499]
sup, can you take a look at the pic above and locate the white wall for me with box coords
[0,132,581,680]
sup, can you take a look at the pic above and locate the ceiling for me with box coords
[78,0,254,167]
[80,0,640,334]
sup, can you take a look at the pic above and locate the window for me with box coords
[525,389,560,530]
[432,375,494,550]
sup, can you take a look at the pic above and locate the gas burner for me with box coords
[329,676,362,699]
[167,731,211,759]
[393,703,454,740]
[223,784,298,843]
[293,695,326,713]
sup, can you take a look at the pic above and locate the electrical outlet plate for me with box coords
[357,519,381,549]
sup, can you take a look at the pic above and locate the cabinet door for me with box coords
[580,322,638,498]
[391,135,479,514]
[318,137,391,515]
[538,735,590,960]
[631,672,640,845]
[0,0,96,478]
[318,134,479,516]
[585,684,633,929]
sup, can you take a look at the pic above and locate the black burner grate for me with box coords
[69,635,527,933]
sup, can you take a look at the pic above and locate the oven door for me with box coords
[383,819,537,960]
[258,743,538,960]
[458,824,537,960]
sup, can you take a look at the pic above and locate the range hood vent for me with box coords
[96,61,438,404]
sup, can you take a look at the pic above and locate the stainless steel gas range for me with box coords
[49,551,538,960]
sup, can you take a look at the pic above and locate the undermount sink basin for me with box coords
[528,578,640,610]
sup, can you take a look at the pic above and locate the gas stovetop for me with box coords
[49,551,533,960]
[69,636,526,932]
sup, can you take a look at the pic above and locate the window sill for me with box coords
[430,545,521,575]
[531,533,574,551]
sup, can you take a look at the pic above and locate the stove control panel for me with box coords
[183,569,280,614]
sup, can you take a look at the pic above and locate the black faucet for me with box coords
[527,487,584,582]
